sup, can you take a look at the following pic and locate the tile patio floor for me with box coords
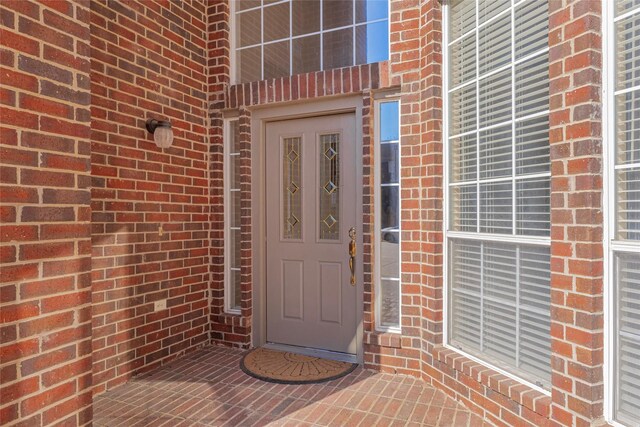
[94,345,489,426]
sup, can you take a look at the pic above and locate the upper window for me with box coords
[233,0,389,83]
[445,0,551,388]
[606,1,640,424]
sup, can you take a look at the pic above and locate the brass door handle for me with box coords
[348,227,356,285]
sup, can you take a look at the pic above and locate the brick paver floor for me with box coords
[94,345,488,426]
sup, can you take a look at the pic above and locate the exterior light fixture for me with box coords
[145,118,174,148]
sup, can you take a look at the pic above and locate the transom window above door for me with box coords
[233,0,389,83]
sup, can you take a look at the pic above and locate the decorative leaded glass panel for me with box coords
[319,133,340,240]
[282,137,302,240]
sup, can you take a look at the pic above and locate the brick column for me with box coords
[0,0,93,424]
[548,1,604,425]
[418,0,445,374]
[393,0,423,371]
[207,0,239,345]
[362,0,424,376]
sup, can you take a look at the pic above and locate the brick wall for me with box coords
[0,0,612,426]
[205,1,608,427]
[89,0,210,394]
[0,0,93,425]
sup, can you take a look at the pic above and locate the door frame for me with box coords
[250,96,365,363]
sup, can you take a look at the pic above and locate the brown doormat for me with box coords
[240,347,358,384]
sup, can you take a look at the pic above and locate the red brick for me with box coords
[0,28,39,56]
[19,241,75,261]
[20,381,75,416]
[0,376,39,406]
[20,93,73,119]
[0,301,39,323]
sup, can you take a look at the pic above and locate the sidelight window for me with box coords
[375,99,401,332]
[225,119,242,313]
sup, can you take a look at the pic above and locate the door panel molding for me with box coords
[281,260,304,320]
[319,261,342,325]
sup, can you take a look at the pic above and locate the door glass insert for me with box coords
[283,137,302,239]
[319,133,340,240]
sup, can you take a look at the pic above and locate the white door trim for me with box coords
[250,96,365,363]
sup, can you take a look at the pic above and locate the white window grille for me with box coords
[225,119,242,313]
[232,0,390,83]
[604,1,640,425]
[444,0,551,388]
[375,99,401,332]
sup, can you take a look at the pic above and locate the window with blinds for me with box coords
[446,0,551,387]
[607,1,640,424]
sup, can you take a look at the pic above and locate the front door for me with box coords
[266,114,357,355]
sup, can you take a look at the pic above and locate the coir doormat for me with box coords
[240,347,357,384]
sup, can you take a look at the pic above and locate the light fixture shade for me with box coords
[146,119,174,149]
[153,126,174,148]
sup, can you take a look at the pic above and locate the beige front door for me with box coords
[266,114,358,355]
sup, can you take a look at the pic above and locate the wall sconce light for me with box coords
[146,118,174,149]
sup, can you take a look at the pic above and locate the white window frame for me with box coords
[603,1,640,425]
[442,0,551,395]
[374,96,402,333]
[231,0,391,84]
[224,117,241,315]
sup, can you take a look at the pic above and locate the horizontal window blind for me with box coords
[449,240,551,383]
[610,2,640,425]
[616,253,640,422]
[447,0,551,387]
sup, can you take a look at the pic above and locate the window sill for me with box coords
[212,312,248,327]
[432,346,551,420]
[365,331,402,349]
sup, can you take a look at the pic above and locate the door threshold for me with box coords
[263,342,358,364]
